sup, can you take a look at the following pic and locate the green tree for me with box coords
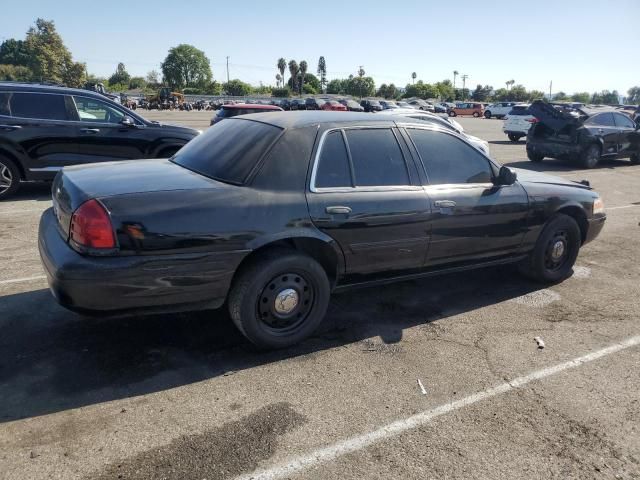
[288,60,299,94]
[528,90,546,101]
[146,70,160,86]
[24,18,86,86]
[109,62,130,86]
[346,76,375,98]
[510,84,528,101]
[411,72,417,84]
[472,84,493,101]
[570,92,590,103]
[299,60,308,95]
[627,86,640,103]
[601,90,620,104]
[128,76,146,89]
[554,91,568,101]
[275,73,282,87]
[272,87,291,98]
[287,73,320,92]
[205,80,222,95]
[161,44,212,90]
[317,56,327,93]
[493,88,509,101]
[435,79,454,101]
[327,78,346,94]
[0,64,32,81]
[277,57,287,86]
[0,39,30,66]
[223,79,252,96]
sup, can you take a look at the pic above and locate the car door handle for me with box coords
[325,206,352,215]
[434,200,456,208]
[80,128,100,134]
[0,124,22,131]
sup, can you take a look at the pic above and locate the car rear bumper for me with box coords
[584,214,606,245]
[38,208,245,315]
[526,139,582,159]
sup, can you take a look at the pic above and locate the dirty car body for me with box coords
[39,112,606,348]
[526,100,640,168]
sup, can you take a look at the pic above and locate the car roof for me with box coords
[223,103,283,111]
[237,111,397,129]
[0,81,108,100]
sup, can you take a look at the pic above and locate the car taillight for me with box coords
[527,117,538,123]
[70,199,115,249]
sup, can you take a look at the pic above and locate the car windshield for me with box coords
[508,106,531,115]
[172,118,282,184]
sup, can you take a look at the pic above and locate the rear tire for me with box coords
[228,250,330,350]
[581,144,601,169]
[508,133,521,142]
[0,157,20,200]
[518,214,581,283]
[448,110,457,117]
[484,111,492,119]
[630,153,639,165]
[527,150,544,162]
[473,112,480,118]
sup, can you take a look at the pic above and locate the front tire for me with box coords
[448,110,457,117]
[484,111,492,119]
[630,153,639,165]
[0,157,20,200]
[581,144,601,169]
[508,133,521,142]
[473,112,480,118]
[228,250,330,350]
[518,214,581,283]
[527,150,544,162]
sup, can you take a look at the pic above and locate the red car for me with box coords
[211,103,283,125]
[321,100,348,111]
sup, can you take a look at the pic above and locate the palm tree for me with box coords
[288,60,299,94]
[275,73,282,88]
[506,79,515,90]
[411,72,417,84]
[299,60,308,95]
[358,66,365,78]
[277,58,286,87]
[453,70,459,89]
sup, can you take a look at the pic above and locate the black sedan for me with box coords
[0,83,200,199]
[39,112,606,349]
[338,99,365,112]
[527,100,640,168]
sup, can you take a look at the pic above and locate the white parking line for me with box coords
[0,275,47,285]
[235,335,640,480]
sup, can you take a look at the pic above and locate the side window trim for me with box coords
[339,129,356,188]
[310,126,422,193]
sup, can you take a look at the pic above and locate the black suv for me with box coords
[0,83,200,199]
[360,99,382,112]
[304,98,325,110]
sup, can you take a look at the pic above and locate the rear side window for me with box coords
[172,118,282,184]
[315,131,351,188]
[508,106,530,116]
[345,129,409,186]
[613,113,635,128]
[0,92,10,116]
[408,129,492,185]
[9,92,68,120]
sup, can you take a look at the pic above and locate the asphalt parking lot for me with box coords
[1,111,639,480]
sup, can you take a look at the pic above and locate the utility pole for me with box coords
[226,56,230,84]
[549,80,553,100]
[461,74,469,100]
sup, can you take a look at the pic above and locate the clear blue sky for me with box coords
[2,0,638,96]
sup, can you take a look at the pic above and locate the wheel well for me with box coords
[557,206,588,244]
[157,145,182,158]
[0,150,25,179]
[235,238,341,287]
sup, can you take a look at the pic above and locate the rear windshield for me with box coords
[172,118,282,184]
[508,106,531,116]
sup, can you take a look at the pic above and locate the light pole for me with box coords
[226,56,230,84]
[461,74,469,100]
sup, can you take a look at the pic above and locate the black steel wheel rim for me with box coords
[256,272,315,335]
[544,230,570,272]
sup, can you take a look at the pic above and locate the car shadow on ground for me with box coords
[0,265,548,423]
[503,158,632,173]
[2,183,52,203]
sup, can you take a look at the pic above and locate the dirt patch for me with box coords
[89,402,306,480]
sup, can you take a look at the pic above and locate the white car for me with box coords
[503,104,537,142]
[484,102,517,119]
[379,110,491,156]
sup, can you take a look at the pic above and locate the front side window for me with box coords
[345,128,409,187]
[73,96,125,124]
[10,92,68,120]
[408,128,492,185]
[172,118,282,184]
[315,131,351,188]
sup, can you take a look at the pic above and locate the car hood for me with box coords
[512,168,590,189]
[148,121,200,136]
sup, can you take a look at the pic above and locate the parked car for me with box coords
[321,100,347,111]
[39,111,605,349]
[379,110,490,156]
[305,98,325,110]
[526,100,640,168]
[503,104,536,142]
[0,83,200,200]
[484,102,517,119]
[277,99,291,111]
[290,99,307,110]
[396,101,415,109]
[379,100,399,110]
[338,99,365,112]
[211,103,283,125]
[407,99,435,112]
[360,99,383,112]
[448,102,484,117]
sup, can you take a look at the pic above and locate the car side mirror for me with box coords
[496,166,517,186]
[121,116,135,127]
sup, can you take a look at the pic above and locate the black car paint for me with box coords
[0,83,199,181]
[526,100,640,162]
[39,112,605,315]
